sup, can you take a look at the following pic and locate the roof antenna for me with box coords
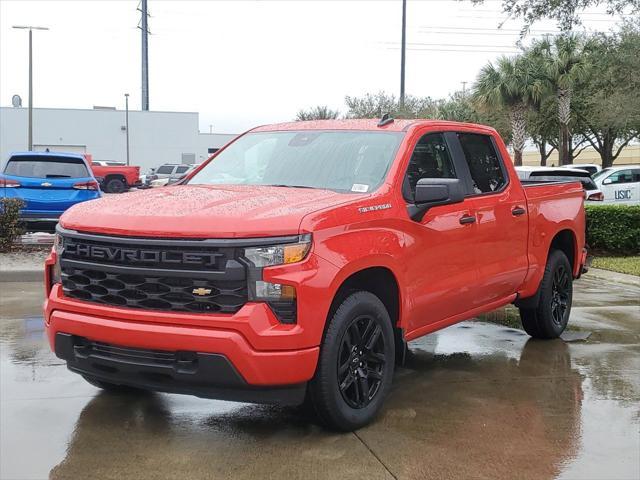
[377,113,394,127]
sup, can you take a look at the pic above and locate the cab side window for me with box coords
[403,133,456,200]
[606,169,637,184]
[458,133,506,194]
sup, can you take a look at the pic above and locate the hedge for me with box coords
[0,198,25,251]
[585,204,640,254]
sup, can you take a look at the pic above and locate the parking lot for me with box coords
[0,273,638,480]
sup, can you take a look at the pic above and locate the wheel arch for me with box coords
[327,265,405,363]
[516,227,578,309]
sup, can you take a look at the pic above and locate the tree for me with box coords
[295,106,340,121]
[574,23,640,167]
[473,55,544,165]
[344,91,439,119]
[468,0,639,33]
[527,96,558,165]
[530,34,588,165]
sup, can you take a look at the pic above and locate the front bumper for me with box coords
[45,284,319,388]
[54,332,307,404]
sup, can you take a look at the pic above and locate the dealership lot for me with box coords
[1,274,638,480]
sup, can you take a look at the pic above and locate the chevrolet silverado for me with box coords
[44,118,587,431]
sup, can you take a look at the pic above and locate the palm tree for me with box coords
[532,35,588,165]
[474,55,545,165]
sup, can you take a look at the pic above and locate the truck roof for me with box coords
[252,119,496,134]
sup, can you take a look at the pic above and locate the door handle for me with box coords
[512,207,526,216]
[459,215,476,225]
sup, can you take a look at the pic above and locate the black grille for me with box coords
[61,268,247,313]
[59,231,248,314]
[75,339,180,366]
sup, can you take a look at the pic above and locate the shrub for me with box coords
[585,204,640,254]
[0,198,25,251]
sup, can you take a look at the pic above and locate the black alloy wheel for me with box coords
[551,264,570,326]
[337,314,386,409]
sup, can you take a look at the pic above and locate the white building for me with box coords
[0,106,237,173]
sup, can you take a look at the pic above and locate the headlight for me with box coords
[51,233,63,285]
[244,235,311,267]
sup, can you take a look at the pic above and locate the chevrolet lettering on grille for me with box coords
[65,242,222,266]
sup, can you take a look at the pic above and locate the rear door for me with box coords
[454,132,529,307]
[2,155,97,213]
[401,131,479,332]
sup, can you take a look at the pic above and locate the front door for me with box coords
[600,168,640,205]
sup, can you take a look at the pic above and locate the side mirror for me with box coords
[602,178,612,185]
[414,178,465,205]
[409,178,465,221]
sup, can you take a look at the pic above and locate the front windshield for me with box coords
[592,168,611,181]
[187,130,404,193]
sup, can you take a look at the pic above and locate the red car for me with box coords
[44,118,587,430]
[88,157,140,193]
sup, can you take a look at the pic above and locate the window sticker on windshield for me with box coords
[351,184,369,193]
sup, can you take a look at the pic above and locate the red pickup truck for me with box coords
[88,159,141,193]
[44,119,587,430]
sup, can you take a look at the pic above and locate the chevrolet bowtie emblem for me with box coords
[192,287,212,296]
[40,182,52,187]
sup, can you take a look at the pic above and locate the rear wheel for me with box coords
[519,249,573,339]
[104,177,126,193]
[309,291,395,431]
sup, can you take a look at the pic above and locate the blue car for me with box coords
[0,152,102,231]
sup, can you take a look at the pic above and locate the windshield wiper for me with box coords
[45,174,71,178]
[266,184,316,189]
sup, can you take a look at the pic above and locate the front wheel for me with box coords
[309,291,395,431]
[519,249,573,339]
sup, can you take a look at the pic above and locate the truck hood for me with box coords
[60,184,356,238]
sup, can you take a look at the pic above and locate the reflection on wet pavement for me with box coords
[1,275,638,480]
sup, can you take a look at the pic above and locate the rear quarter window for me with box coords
[4,156,89,178]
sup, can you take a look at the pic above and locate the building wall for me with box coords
[0,107,237,173]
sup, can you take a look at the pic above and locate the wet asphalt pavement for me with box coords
[1,274,638,480]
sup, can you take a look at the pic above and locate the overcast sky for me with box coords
[0,0,629,133]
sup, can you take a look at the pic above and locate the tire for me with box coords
[519,249,573,339]
[104,177,126,193]
[309,291,395,431]
[82,375,143,394]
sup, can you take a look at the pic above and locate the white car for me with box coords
[558,163,601,176]
[516,166,604,202]
[592,165,640,205]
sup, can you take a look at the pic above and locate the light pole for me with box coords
[400,0,407,109]
[124,94,130,166]
[12,25,49,151]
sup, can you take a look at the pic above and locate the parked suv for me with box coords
[143,164,192,187]
[1,152,101,232]
[44,119,587,430]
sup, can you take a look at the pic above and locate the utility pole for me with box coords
[125,94,130,166]
[400,0,407,109]
[12,25,49,151]
[139,0,150,110]
[461,81,467,97]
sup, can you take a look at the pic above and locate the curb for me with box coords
[0,269,43,283]
[583,268,639,287]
